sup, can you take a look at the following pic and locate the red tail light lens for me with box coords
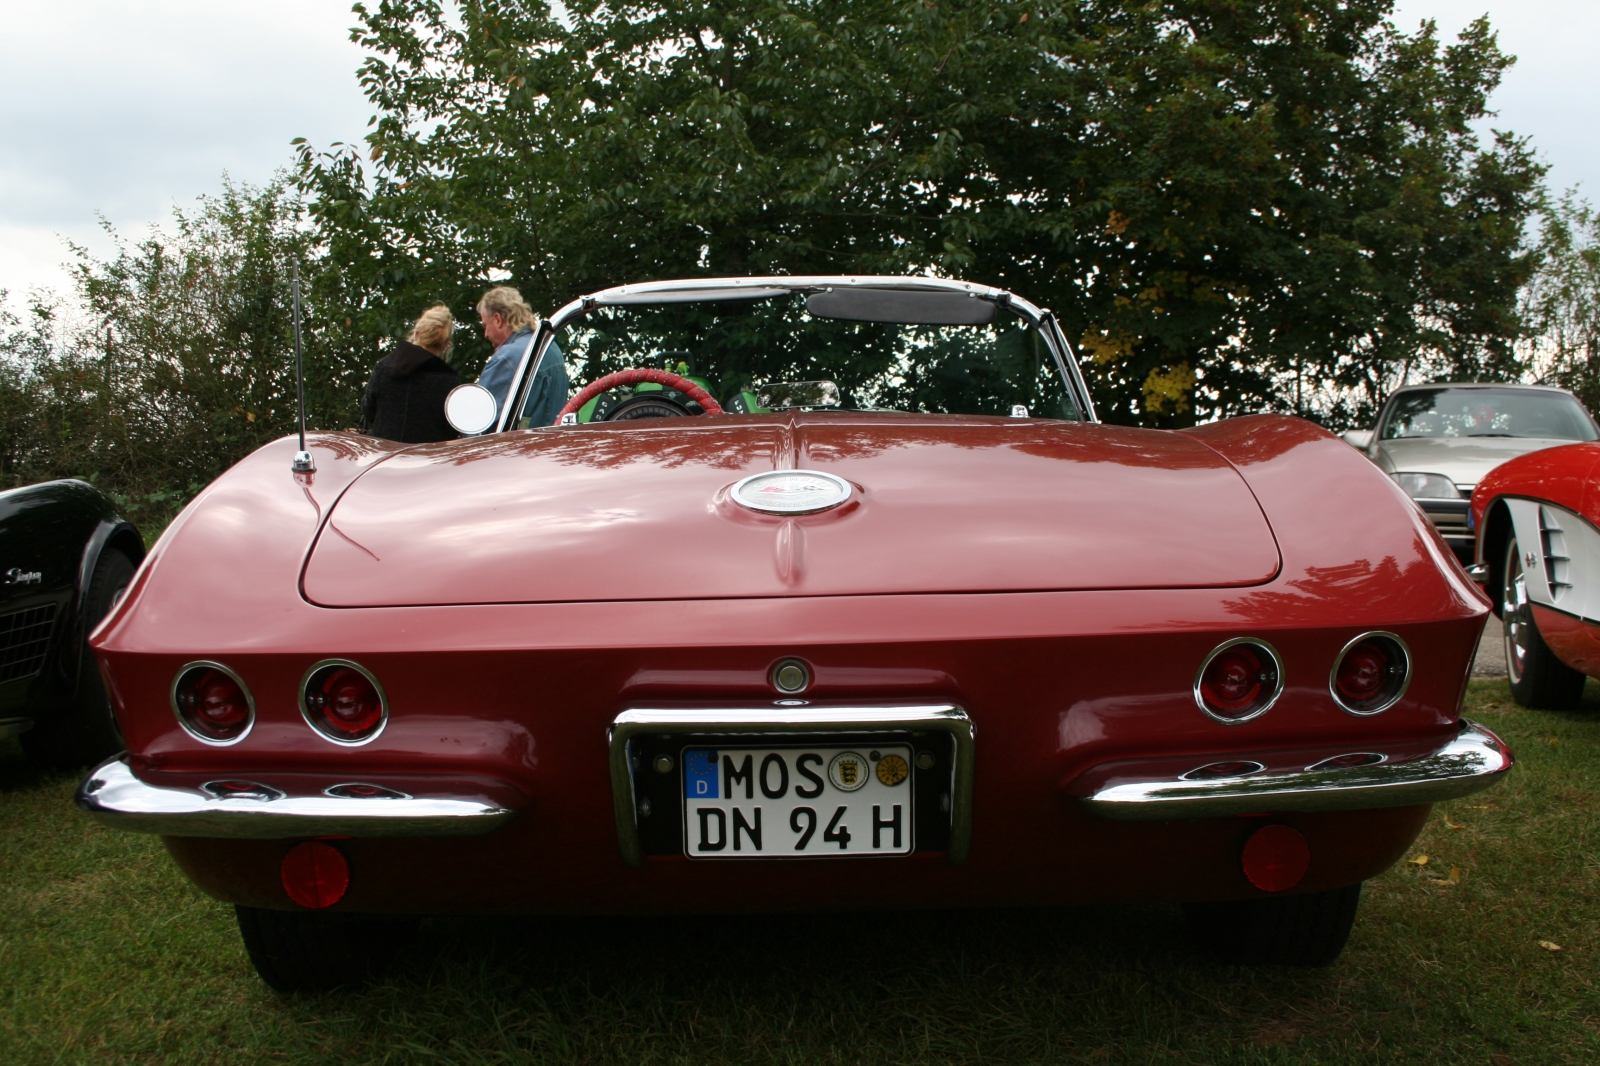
[1195,639,1282,723]
[1330,633,1410,716]
[172,663,254,744]
[301,660,387,744]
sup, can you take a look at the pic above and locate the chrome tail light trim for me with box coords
[298,658,390,746]
[1328,631,1412,717]
[608,704,975,868]
[1193,637,1284,724]
[1081,720,1510,821]
[170,660,256,747]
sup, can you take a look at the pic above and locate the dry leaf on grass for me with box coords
[1539,941,1562,952]
[1443,817,1464,830]
[1446,866,1461,885]
[1407,855,1429,866]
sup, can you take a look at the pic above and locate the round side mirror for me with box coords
[445,384,498,435]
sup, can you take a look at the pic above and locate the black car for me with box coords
[1,480,143,767]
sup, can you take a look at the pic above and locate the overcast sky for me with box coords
[0,1,1594,306]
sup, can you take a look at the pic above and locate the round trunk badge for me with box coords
[731,470,852,515]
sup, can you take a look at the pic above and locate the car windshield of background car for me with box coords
[525,291,1083,424]
[1379,388,1599,442]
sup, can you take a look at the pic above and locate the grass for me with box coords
[3,679,1598,1065]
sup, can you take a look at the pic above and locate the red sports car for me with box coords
[78,277,1510,990]
[1472,441,1600,707]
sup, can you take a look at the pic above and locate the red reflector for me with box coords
[1241,824,1310,893]
[1335,641,1389,702]
[280,841,350,909]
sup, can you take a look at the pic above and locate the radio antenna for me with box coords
[290,258,315,473]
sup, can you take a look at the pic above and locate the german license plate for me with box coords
[682,744,914,858]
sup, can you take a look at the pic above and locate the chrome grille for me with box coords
[0,603,59,683]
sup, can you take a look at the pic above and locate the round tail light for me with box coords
[1330,632,1410,716]
[171,662,255,744]
[300,660,387,744]
[1241,823,1311,893]
[1194,638,1283,723]
[281,841,349,909]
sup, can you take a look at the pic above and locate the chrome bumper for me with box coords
[76,757,517,839]
[609,704,975,867]
[1081,720,1511,821]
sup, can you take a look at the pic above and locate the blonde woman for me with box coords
[475,284,568,429]
[360,304,461,443]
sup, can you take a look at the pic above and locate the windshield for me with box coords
[1379,388,1598,442]
[517,289,1083,427]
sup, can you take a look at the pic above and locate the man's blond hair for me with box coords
[476,285,537,332]
[407,304,455,358]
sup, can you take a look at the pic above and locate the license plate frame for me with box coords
[608,705,975,867]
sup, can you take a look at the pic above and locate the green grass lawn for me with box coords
[4,679,1598,1065]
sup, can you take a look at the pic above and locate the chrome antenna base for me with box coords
[291,451,316,473]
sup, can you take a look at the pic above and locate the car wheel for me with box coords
[1503,533,1586,710]
[235,905,421,993]
[20,547,136,769]
[1184,882,1362,966]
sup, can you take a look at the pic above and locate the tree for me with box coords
[299,0,1544,427]
[1523,190,1600,413]
[0,178,347,530]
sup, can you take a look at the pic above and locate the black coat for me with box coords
[361,341,461,444]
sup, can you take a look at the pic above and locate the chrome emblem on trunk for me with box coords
[731,470,852,515]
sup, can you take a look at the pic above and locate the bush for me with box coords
[0,179,380,534]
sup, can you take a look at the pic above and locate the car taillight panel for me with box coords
[1194,638,1283,724]
[300,659,388,744]
[1330,632,1411,716]
[171,662,255,745]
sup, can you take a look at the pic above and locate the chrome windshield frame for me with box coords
[503,276,1097,429]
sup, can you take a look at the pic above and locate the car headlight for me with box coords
[1392,472,1460,500]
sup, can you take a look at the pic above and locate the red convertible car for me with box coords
[78,276,1510,990]
[1472,441,1600,708]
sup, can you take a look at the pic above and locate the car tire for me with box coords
[235,906,421,993]
[1503,533,1586,710]
[1184,882,1362,966]
[20,547,136,769]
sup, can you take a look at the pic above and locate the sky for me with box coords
[0,1,1595,307]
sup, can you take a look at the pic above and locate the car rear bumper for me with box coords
[75,757,518,838]
[1079,720,1510,820]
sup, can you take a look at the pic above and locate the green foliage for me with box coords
[299,0,1544,428]
[0,179,360,532]
[1524,191,1600,414]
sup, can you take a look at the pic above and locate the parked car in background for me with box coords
[1343,384,1599,565]
[1472,442,1600,708]
[1,480,143,767]
[78,276,1510,992]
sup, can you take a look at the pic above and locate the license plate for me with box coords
[682,744,914,858]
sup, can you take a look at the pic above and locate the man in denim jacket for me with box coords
[475,285,568,430]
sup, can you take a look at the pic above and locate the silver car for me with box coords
[1343,383,1599,564]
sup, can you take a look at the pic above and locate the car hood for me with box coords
[1375,436,1571,488]
[302,415,1281,606]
